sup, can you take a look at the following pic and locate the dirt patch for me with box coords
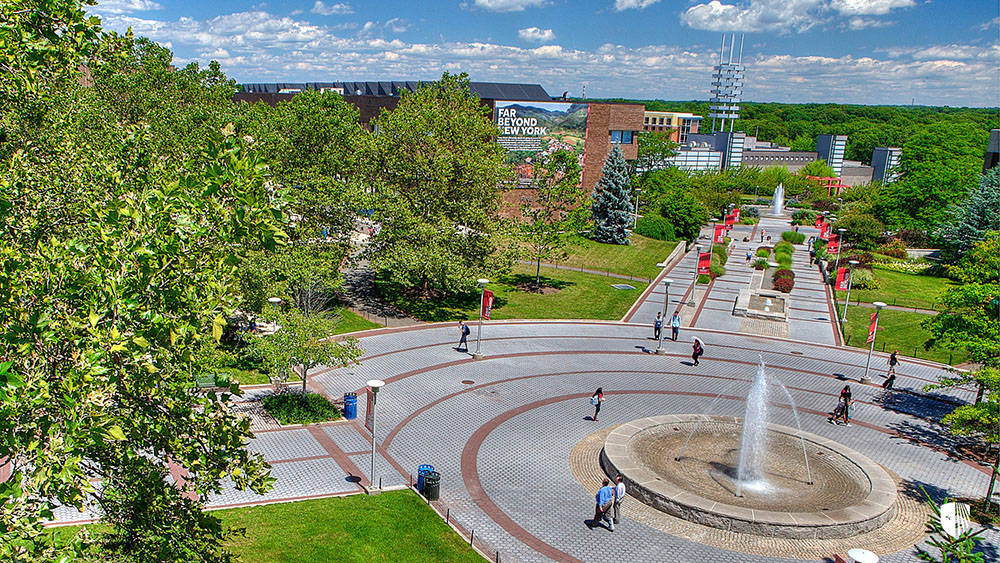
[515,283,561,294]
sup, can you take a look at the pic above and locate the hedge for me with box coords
[636,213,676,241]
[781,231,806,244]
[773,277,794,293]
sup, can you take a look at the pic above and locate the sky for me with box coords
[90,0,999,107]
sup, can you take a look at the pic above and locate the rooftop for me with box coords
[238,81,550,101]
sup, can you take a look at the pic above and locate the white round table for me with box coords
[847,548,879,563]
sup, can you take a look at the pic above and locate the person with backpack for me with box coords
[590,388,604,422]
[887,350,899,377]
[829,385,853,425]
[691,337,704,366]
[653,312,663,340]
[670,312,681,341]
[457,321,470,352]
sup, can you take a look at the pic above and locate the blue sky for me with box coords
[91,1,998,106]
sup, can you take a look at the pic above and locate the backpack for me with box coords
[590,395,600,406]
[463,325,470,336]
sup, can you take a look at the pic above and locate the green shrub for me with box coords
[773,277,794,293]
[791,209,818,225]
[635,214,676,241]
[873,260,933,274]
[774,241,794,254]
[262,392,341,425]
[832,213,884,250]
[709,253,726,279]
[773,268,795,280]
[876,238,907,259]
[739,206,760,224]
[781,231,806,244]
[755,247,771,258]
[753,258,768,270]
[697,273,712,284]
[848,268,880,289]
[712,242,728,260]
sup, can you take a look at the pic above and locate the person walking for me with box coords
[882,370,896,403]
[759,228,766,243]
[745,250,753,266]
[828,385,853,425]
[613,475,626,525]
[653,312,663,340]
[887,350,899,377]
[691,337,704,366]
[457,321,470,352]
[590,478,615,531]
[590,388,604,421]
[670,312,681,341]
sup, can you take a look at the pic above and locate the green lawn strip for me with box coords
[838,305,967,366]
[220,491,481,563]
[557,234,678,280]
[834,268,954,311]
[381,264,646,322]
[332,307,382,334]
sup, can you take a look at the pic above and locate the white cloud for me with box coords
[614,0,661,11]
[311,1,353,16]
[95,9,998,107]
[93,0,162,14]
[471,0,546,12]
[385,18,409,33]
[981,16,1000,31]
[845,17,892,30]
[830,0,914,16]
[680,0,823,34]
[518,27,555,42]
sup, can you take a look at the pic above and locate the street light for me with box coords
[861,302,887,384]
[689,244,702,306]
[633,188,644,229]
[656,278,674,355]
[837,197,843,216]
[841,260,859,324]
[833,228,847,273]
[366,379,385,492]
[473,278,489,360]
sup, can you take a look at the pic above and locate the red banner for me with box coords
[724,213,735,229]
[835,267,849,291]
[713,224,726,244]
[698,252,712,275]
[480,289,494,320]
[733,207,740,221]
[814,215,823,229]
[827,233,839,254]
[819,222,829,240]
[866,311,878,344]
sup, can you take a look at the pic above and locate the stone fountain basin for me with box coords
[601,415,896,539]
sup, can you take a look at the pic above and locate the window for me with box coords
[610,130,634,144]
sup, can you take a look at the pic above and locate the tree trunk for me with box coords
[300,365,308,397]
[535,258,542,289]
[975,381,985,405]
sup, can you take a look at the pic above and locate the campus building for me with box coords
[642,111,702,143]
[984,129,999,172]
[235,81,643,194]
[816,134,848,177]
[871,147,903,183]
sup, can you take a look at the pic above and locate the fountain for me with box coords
[770,182,785,216]
[601,360,896,538]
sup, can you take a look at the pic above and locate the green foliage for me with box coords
[753,258,768,270]
[791,209,817,225]
[261,392,341,425]
[520,149,587,287]
[251,309,363,395]
[635,171,708,240]
[756,248,771,258]
[922,233,1000,369]
[635,213,676,241]
[739,205,759,224]
[876,238,909,259]
[849,268,880,289]
[916,488,987,563]
[697,273,712,284]
[591,145,633,244]
[635,130,678,172]
[833,213,885,250]
[238,243,346,314]
[798,160,836,178]
[368,72,512,295]
[937,168,1000,262]
[781,231,806,244]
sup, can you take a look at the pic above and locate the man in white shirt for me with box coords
[613,475,626,525]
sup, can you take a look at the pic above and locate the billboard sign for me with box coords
[494,100,588,187]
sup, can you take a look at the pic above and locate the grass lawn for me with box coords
[381,264,646,322]
[333,307,382,334]
[557,234,678,280]
[834,268,954,311]
[838,305,967,366]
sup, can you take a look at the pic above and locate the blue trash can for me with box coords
[417,464,434,493]
[343,393,357,420]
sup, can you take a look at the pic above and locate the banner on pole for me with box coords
[733,207,740,221]
[713,224,726,244]
[698,252,712,275]
[480,289,494,320]
[835,267,849,291]
[819,222,829,240]
[867,311,878,344]
[724,213,735,230]
[827,233,840,254]
[814,215,824,229]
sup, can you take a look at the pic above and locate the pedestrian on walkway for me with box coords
[590,388,604,421]
[653,312,663,340]
[745,250,753,265]
[670,312,681,341]
[760,228,766,243]
[457,321,470,352]
[887,350,899,377]
[691,337,704,366]
[613,475,626,525]
[882,370,896,403]
[828,385,853,425]
[590,478,615,531]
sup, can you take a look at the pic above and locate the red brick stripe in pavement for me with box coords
[306,425,368,490]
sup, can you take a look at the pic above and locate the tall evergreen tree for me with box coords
[937,168,1000,262]
[591,145,633,245]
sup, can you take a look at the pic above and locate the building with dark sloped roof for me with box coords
[238,81,550,101]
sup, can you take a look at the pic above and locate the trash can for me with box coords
[417,464,434,492]
[423,471,440,501]
[343,393,357,420]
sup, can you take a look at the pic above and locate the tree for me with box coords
[252,310,362,396]
[368,72,512,295]
[799,160,836,178]
[634,131,678,174]
[832,213,884,250]
[916,487,987,562]
[923,232,999,369]
[938,169,1000,262]
[635,170,708,241]
[519,149,586,288]
[591,145,633,245]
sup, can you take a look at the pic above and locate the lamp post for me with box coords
[656,278,674,355]
[861,302,887,384]
[833,228,846,273]
[841,259,859,324]
[837,197,843,216]
[473,278,489,360]
[366,379,385,492]
[633,189,643,229]
[690,244,702,306]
